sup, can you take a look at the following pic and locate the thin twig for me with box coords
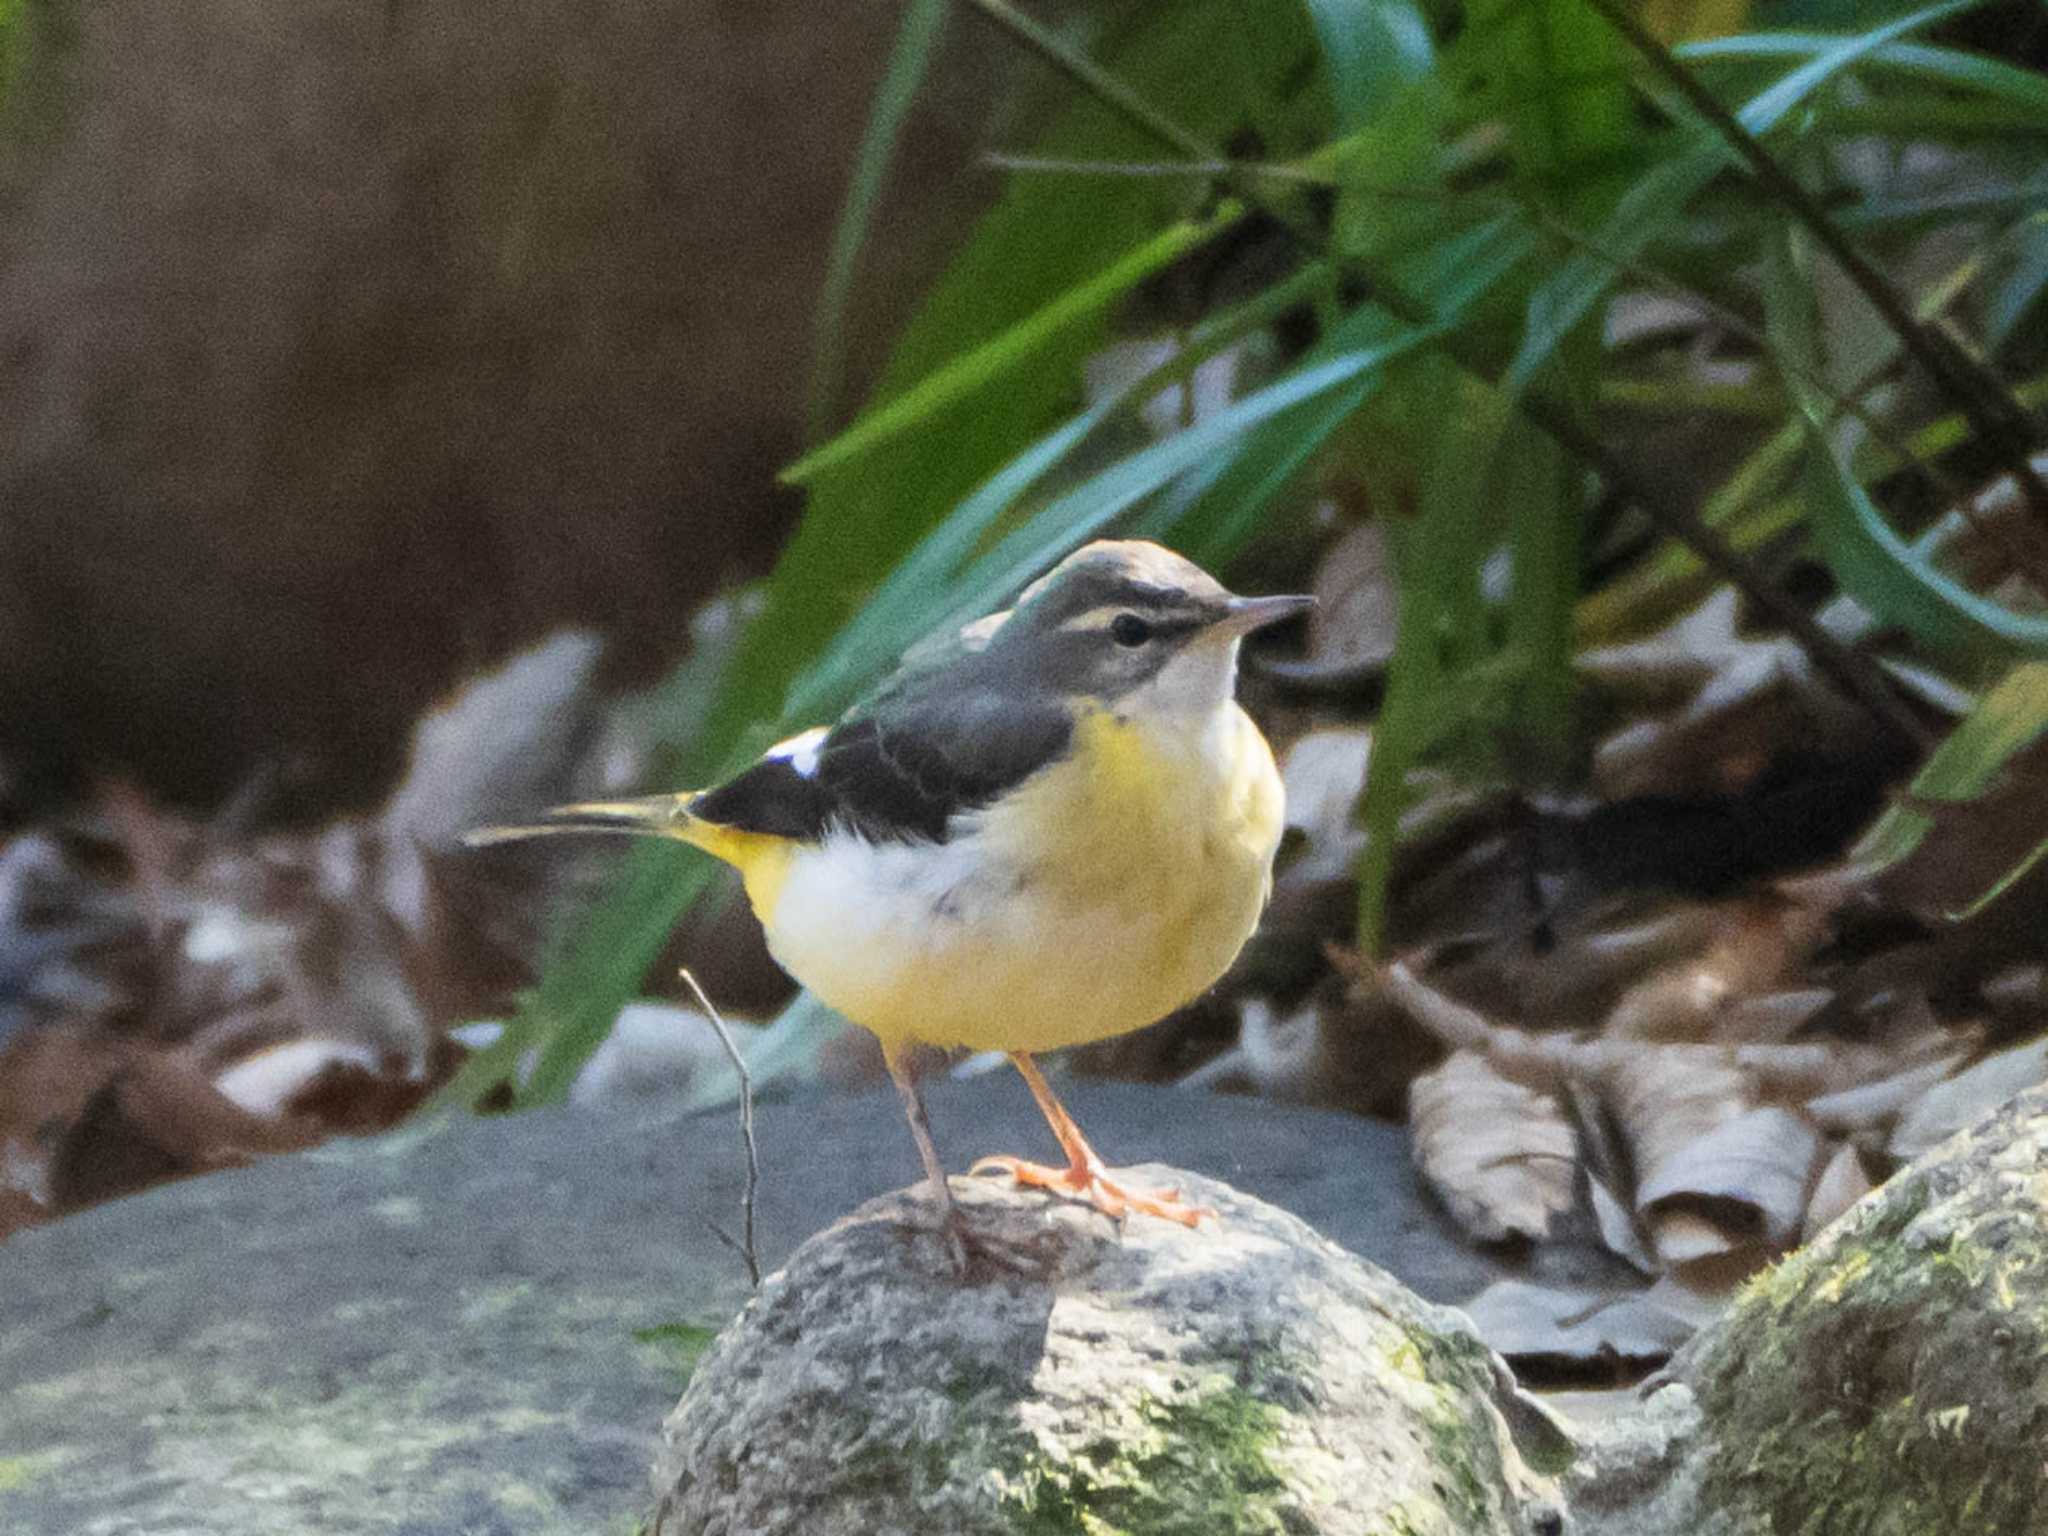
[1580,0,2048,527]
[981,152,1495,208]
[1515,391,1934,749]
[983,152,1315,182]
[956,0,1931,752]
[680,968,760,1288]
[959,0,1210,160]
[959,0,1331,254]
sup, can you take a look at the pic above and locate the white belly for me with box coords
[756,703,1284,1054]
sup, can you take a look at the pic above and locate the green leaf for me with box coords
[1357,366,1514,956]
[956,328,1446,610]
[1729,0,1982,135]
[807,0,948,439]
[1769,219,2048,666]
[1506,0,1985,395]
[1501,411,1583,774]
[1176,212,1535,558]
[782,396,1122,725]
[1799,415,2048,665]
[1300,0,1434,131]
[1508,146,1721,394]
[634,1321,722,1385]
[1987,210,2048,352]
[1679,28,2048,116]
[785,208,1242,484]
[789,257,1344,725]
[1948,829,2048,923]
[1855,662,2048,869]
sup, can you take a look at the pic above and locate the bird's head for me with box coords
[979,540,1313,716]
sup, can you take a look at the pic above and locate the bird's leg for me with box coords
[973,1052,1209,1228]
[883,1045,972,1273]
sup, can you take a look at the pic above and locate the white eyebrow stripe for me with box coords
[1057,605,1128,632]
[765,726,828,778]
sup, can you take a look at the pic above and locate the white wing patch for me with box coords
[764,725,828,779]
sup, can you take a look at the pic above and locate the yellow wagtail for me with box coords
[471,540,1310,1265]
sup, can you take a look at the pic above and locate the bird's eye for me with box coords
[1109,613,1153,647]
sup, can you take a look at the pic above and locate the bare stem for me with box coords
[680,968,760,1288]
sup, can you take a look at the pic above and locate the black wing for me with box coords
[689,688,1073,846]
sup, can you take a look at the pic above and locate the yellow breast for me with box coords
[747,701,1286,1055]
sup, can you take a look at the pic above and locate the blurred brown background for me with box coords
[0,0,1016,816]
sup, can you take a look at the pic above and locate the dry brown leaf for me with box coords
[1982,964,2048,1022]
[1598,1047,1754,1187]
[1719,989,1834,1043]
[1277,729,1370,884]
[1303,520,1399,673]
[1802,1142,1875,1241]
[1642,1272,1738,1331]
[1603,895,1827,1043]
[1410,1050,1577,1244]
[1890,1037,2048,1161]
[1588,1174,1657,1274]
[1805,1054,1965,1134]
[1635,1105,1822,1253]
[1460,1280,1696,1375]
[1647,1209,1740,1266]
[1383,960,1945,1104]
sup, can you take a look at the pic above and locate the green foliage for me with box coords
[1854,661,2048,877]
[806,0,949,441]
[499,0,2048,1103]
[632,1321,721,1387]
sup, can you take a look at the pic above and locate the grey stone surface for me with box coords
[655,1170,1572,1536]
[0,1075,1629,1534]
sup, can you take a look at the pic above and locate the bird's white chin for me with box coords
[1138,634,1242,715]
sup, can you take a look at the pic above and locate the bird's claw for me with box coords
[971,1154,1210,1228]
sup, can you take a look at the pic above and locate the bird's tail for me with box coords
[461,793,703,849]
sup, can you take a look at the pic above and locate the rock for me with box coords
[1567,1080,2048,1536]
[653,1170,1573,1536]
[0,1074,1628,1535]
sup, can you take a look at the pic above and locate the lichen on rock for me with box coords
[1570,1081,2048,1536]
[652,1168,1569,1535]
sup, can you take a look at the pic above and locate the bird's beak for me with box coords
[1214,592,1316,637]
[462,795,692,848]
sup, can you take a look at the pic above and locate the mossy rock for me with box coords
[652,1170,1571,1536]
[1570,1081,2048,1536]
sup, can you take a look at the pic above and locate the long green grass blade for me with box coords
[1855,662,2048,869]
[1948,829,2048,923]
[1679,30,2048,114]
[1767,223,2048,667]
[789,259,1344,723]
[807,0,948,439]
[1506,0,1979,397]
[1177,212,1535,555]
[786,207,1242,484]
[1799,416,2048,665]
[1301,0,1434,131]
[1728,0,1981,134]
[1358,368,1513,956]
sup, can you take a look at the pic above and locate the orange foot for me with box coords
[971,1155,1212,1227]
